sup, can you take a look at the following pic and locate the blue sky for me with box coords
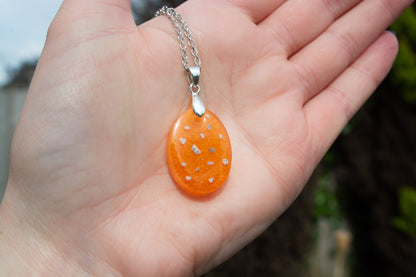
[0,0,62,85]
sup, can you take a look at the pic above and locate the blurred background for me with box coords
[0,1,415,276]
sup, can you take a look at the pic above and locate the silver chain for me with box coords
[155,6,201,71]
[155,6,206,117]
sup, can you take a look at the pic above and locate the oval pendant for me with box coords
[166,108,232,196]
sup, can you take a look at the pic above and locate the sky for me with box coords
[0,0,63,85]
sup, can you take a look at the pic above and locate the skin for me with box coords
[0,0,412,276]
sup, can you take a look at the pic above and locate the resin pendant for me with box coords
[166,107,232,196]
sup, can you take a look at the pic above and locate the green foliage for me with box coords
[313,168,343,228]
[393,186,416,237]
[390,6,416,105]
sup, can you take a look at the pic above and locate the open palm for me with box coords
[1,0,411,276]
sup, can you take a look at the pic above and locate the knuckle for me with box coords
[322,0,346,18]
[327,29,358,62]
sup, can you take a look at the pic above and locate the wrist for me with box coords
[0,186,88,276]
[0,194,38,275]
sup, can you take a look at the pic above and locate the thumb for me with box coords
[12,0,138,169]
[44,0,135,51]
[55,0,133,25]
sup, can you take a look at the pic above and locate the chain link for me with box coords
[155,6,201,71]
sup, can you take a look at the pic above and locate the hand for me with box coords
[0,0,411,275]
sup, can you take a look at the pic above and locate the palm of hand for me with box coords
[4,0,407,276]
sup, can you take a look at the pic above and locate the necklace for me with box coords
[155,6,232,196]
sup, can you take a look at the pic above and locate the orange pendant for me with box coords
[166,107,232,196]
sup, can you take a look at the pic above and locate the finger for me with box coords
[304,31,398,157]
[290,0,411,103]
[211,0,287,23]
[259,0,362,56]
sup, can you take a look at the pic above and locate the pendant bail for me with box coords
[192,93,205,117]
[186,66,201,86]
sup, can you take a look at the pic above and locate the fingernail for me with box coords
[388,30,397,37]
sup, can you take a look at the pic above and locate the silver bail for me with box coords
[186,66,200,86]
[187,66,204,117]
[192,94,205,117]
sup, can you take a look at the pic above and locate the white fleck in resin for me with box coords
[223,158,229,165]
[219,134,223,139]
[184,126,190,130]
[208,177,215,183]
[195,167,200,172]
[191,144,201,155]
[209,147,215,153]
[179,138,186,144]
[181,162,187,167]
[200,133,205,139]
[206,113,210,119]
[207,124,212,130]
[185,176,192,181]
[207,161,215,166]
